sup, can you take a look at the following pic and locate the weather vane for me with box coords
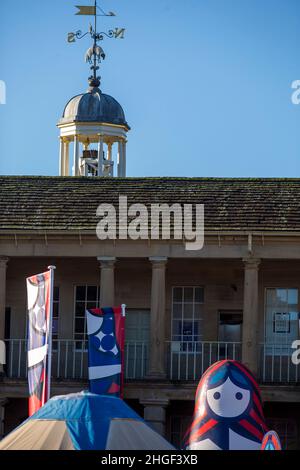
[67,1,125,87]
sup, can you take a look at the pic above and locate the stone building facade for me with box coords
[0,176,300,449]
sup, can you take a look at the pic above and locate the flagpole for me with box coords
[47,265,56,401]
[121,304,126,398]
[121,304,126,317]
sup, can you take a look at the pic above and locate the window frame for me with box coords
[171,286,204,352]
[73,285,100,351]
[264,286,299,355]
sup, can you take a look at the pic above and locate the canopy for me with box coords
[0,391,175,450]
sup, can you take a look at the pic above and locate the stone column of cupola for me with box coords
[117,138,126,177]
[98,134,104,176]
[107,142,113,161]
[73,135,80,176]
[63,138,70,176]
[59,137,65,176]
[59,136,70,176]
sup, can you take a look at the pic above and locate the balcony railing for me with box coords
[4,339,148,381]
[259,343,299,383]
[166,341,242,381]
[4,339,300,384]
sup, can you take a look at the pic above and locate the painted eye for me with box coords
[213,392,221,400]
[236,392,243,400]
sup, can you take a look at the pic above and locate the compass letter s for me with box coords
[68,32,76,43]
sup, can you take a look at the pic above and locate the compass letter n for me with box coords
[113,28,125,39]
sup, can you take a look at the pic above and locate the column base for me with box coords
[140,399,169,437]
[146,370,167,381]
[0,398,7,440]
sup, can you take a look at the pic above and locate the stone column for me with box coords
[107,142,113,161]
[98,257,116,307]
[73,135,80,176]
[117,140,124,177]
[242,258,261,375]
[0,257,8,375]
[59,137,65,176]
[122,140,127,177]
[0,257,8,341]
[0,399,7,439]
[63,140,70,176]
[141,399,169,436]
[98,135,104,176]
[147,257,167,379]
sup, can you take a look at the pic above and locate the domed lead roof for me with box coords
[59,87,129,129]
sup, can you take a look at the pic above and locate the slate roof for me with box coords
[0,176,299,232]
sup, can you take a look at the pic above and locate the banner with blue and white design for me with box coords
[86,307,125,397]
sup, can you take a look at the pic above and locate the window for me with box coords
[125,309,150,343]
[74,285,100,348]
[265,288,299,355]
[125,309,150,379]
[172,287,204,350]
[52,287,60,340]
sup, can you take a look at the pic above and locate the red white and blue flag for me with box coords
[26,271,51,416]
[86,307,125,397]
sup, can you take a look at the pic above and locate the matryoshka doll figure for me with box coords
[185,360,268,450]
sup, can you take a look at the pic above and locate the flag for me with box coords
[75,5,96,15]
[86,306,125,397]
[26,271,51,416]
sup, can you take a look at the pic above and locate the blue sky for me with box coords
[1,0,300,177]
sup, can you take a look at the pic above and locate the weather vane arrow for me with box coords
[75,5,97,16]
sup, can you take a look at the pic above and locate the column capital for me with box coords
[242,258,261,270]
[149,256,168,267]
[140,398,169,408]
[0,257,9,268]
[97,256,116,268]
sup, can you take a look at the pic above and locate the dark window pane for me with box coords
[173,288,182,302]
[173,320,183,337]
[75,302,85,317]
[52,318,59,335]
[76,286,86,301]
[87,286,97,301]
[182,321,193,339]
[184,288,193,302]
[183,287,194,302]
[75,318,85,333]
[173,303,182,319]
[195,287,204,303]
[53,303,59,317]
[53,286,59,302]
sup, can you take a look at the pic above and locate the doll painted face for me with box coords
[186,360,268,450]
